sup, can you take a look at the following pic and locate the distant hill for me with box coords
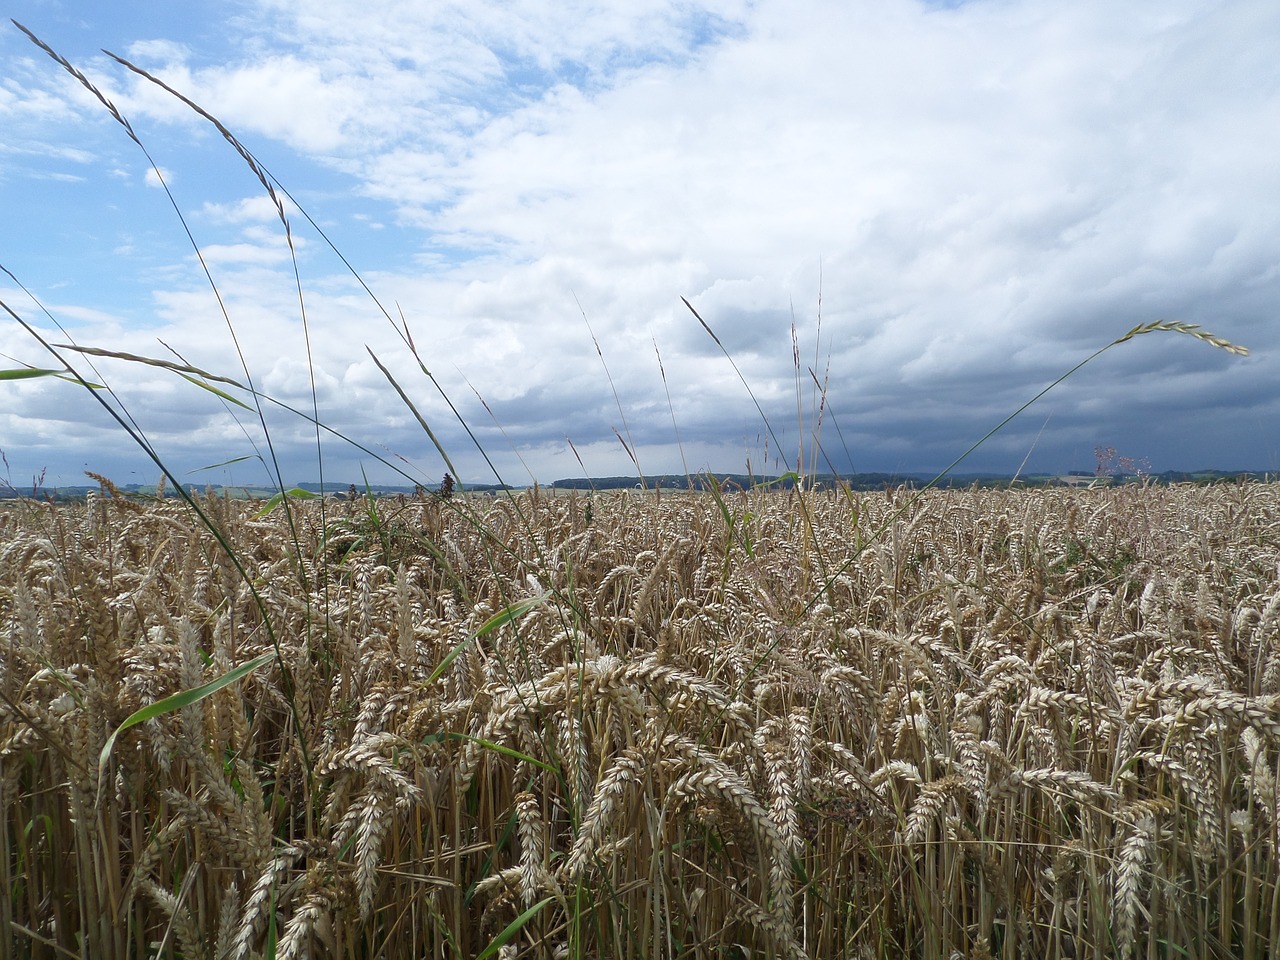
[3,469,1275,501]
[550,470,1276,492]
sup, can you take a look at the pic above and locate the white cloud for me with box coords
[0,68,82,124]
[200,194,295,225]
[125,39,192,63]
[198,241,293,266]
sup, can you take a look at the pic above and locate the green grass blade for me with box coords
[475,896,553,960]
[0,366,104,388]
[704,472,733,528]
[705,471,754,558]
[756,471,799,490]
[189,455,258,473]
[99,651,274,777]
[253,488,317,519]
[475,591,552,638]
[0,367,62,380]
[422,732,559,774]
[175,371,254,410]
[426,592,550,685]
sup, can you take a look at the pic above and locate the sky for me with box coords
[1,0,1276,489]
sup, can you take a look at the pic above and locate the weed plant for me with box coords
[0,23,1268,960]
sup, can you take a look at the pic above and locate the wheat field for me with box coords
[2,480,1279,959]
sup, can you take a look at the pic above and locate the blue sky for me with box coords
[1,0,1277,488]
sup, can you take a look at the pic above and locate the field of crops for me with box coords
[3,481,1279,959]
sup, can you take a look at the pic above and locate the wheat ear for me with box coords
[1114,815,1154,959]
[1112,320,1249,355]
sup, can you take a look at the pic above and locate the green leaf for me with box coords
[176,371,253,410]
[476,592,551,637]
[253,487,318,519]
[190,455,258,473]
[254,493,286,517]
[475,896,553,960]
[704,471,753,558]
[99,651,275,777]
[704,471,734,528]
[0,367,103,389]
[422,731,558,774]
[426,592,549,685]
[755,471,799,490]
[0,367,62,380]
